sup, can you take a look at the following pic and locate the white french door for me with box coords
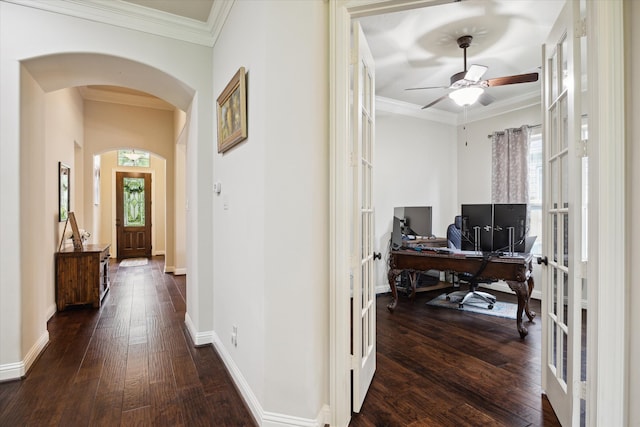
[541,1,584,425]
[351,21,376,413]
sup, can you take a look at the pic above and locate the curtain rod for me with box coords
[487,124,541,139]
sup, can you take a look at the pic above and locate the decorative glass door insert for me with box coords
[123,177,146,227]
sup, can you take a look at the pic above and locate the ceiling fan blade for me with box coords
[478,92,495,106]
[421,94,449,109]
[405,85,448,91]
[464,64,488,83]
[485,72,539,87]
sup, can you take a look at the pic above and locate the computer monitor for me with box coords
[393,206,432,237]
[493,203,527,252]
[391,216,403,250]
[461,204,493,252]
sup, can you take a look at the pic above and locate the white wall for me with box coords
[212,0,328,424]
[457,104,541,204]
[627,1,640,424]
[374,113,457,290]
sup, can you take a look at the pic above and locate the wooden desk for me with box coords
[388,249,535,338]
[402,237,448,248]
[56,244,111,311]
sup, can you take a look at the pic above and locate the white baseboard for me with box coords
[0,330,49,381]
[46,303,57,321]
[376,284,391,294]
[23,330,49,374]
[181,323,329,427]
[0,360,24,381]
[164,266,186,275]
[153,250,166,256]
[480,281,542,301]
[210,333,328,427]
[377,280,543,301]
[184,313,214,346]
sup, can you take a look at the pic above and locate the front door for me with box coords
[351,21,376,413]
[541,1,584,424]
[116,172,152,259]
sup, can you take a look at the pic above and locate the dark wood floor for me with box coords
[0,259,560,426]
[0,257,255,426]
[349,286,561,427]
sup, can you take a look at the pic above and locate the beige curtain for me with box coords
[491,125,530,203]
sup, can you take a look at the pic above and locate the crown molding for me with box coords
[377,89,541,126]
[4,0,229,47]
[376,96,458,125]
[209,0,235,46]
[460,90,541,124]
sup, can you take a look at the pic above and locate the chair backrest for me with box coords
[447,215,462,249]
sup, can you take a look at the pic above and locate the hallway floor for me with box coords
[0,257,255,426]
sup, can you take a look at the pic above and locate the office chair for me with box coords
[446,215,497,309]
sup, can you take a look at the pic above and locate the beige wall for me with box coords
[84,100,179,269]
[97,151,166,259]
[20,68,48,358]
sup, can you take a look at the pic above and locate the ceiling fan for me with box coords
[406,35,539,109]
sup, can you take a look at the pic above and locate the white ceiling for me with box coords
[77,0,564,117]
[357,0,564,114]
[122,0,214,22]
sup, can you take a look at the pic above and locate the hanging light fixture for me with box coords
[448,87,484,106]
[123,149,142,162]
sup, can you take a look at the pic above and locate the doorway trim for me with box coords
[329,1,626,426]
[585,1,626,424]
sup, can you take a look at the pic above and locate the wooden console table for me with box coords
[388,249,535,338]
[56,244,111,311]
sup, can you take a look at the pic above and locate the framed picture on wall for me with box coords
[59,162,70,222]
[217,66,247,153]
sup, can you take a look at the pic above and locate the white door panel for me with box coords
[352,21,376,413]
[541,1,584,425]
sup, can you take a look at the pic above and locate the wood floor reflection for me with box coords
[0,257,254,426]
[349,287,562,427]
[0,258,562,426]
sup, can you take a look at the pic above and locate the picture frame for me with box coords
[68,212,83,251]
[217,67,247,153]
[59,162,70,222]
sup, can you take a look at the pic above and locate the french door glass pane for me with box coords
[553,268,558,316]
[563,271,569,325]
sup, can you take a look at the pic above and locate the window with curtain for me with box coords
[492,125,543,253]
[528,128,542,255]
[491,125,530,204]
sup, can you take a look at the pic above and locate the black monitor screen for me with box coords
[493,203,527,252]
[391,216,403,250]
[395,206,432,238]
[461,204,493,252]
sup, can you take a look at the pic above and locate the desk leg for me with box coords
[387,269,400,312]
[408,272,418,300]
[507,278,536,339]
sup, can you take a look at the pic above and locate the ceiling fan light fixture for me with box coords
[449,87,484,106]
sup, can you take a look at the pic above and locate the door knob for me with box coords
[373,252,382,260]
[537,256,548,266]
